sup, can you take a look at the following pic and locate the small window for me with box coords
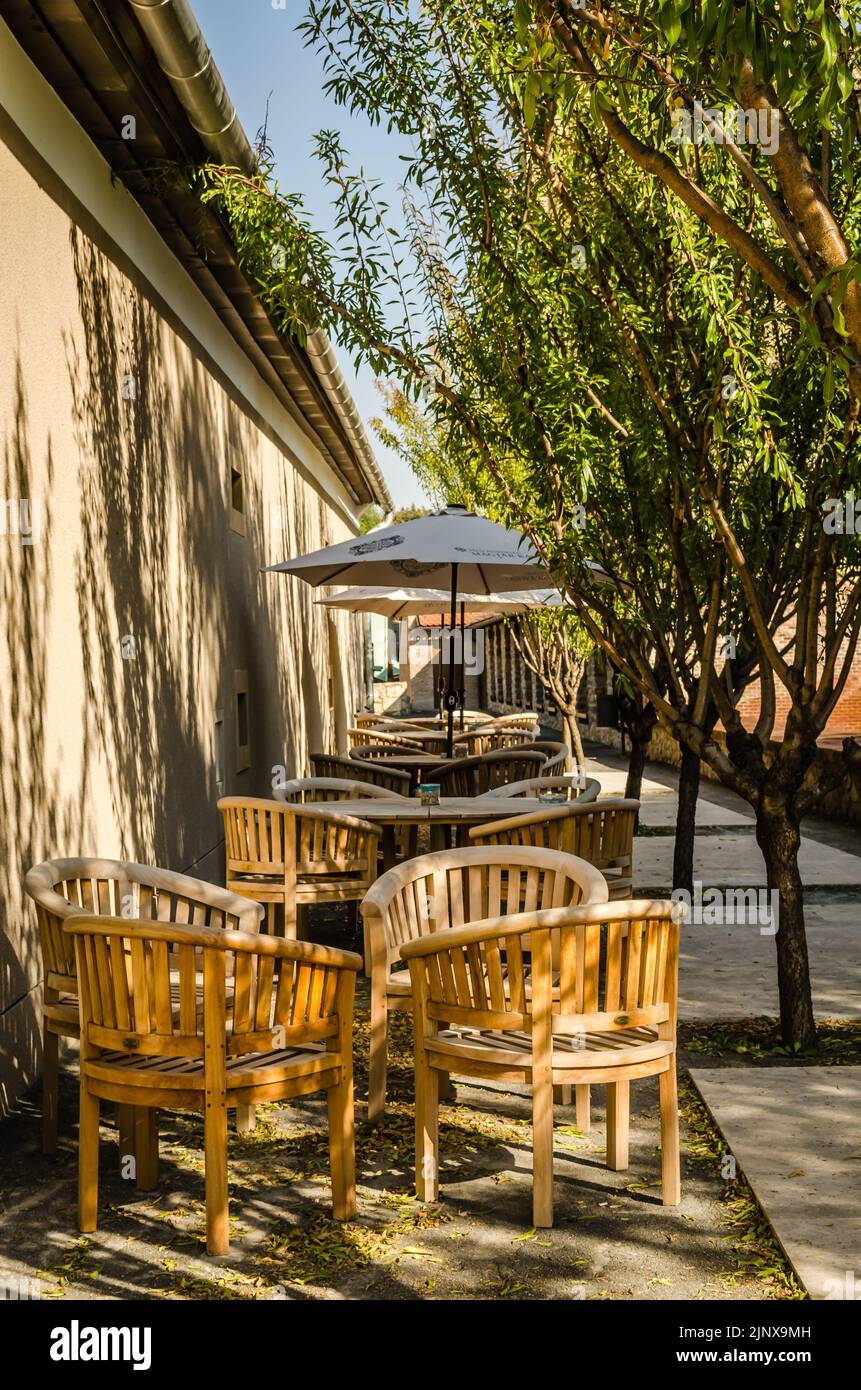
[234,671,250,771]
[230,466,246,536]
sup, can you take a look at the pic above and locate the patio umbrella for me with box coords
[264,503,552,755]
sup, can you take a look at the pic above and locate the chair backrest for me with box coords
[482,713,541,732]
[485,776,601,803]
[69,916,360,1064]
[401,899,682,1045]
[347,727,422,750]
[354,711,382,727]
[513,740,570,772]
[275,777,406,804]
[24,858,263,992]
[311,753,412,795]
[350,743,426,762]
[435,750,546,797]
[219,797,378,882]
[360,844,608,979]
[469,799,638,880]
[454,727,531,756]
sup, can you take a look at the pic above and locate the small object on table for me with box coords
[418,782,441,806]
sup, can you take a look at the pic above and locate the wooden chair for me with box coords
[311,753,412,797]
[70,915,360,1255]
[434,750,546,798]
[359,845,608,1122]
[453,727,531,756]
[469,799,639,900]
[347,727,422,751]
[402,897,683,1226]
[481,713,541,732]
[24,858,263,1157]
[485,775,601,803]
[512,740,570,772]
[275,778,414,869]
[219,798,379,939]
[354,711,384,727]
[275,777,408,804]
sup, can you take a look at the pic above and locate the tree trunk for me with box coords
[625,730,648,802]
[755,804,817,1049]
[673,743,700,895]
[562,709,585,770]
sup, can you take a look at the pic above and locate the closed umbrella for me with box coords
[265,503,552,755]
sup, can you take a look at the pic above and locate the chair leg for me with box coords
[576,1084,591,1134]
[532,1068,555,1228]
[606,1080,630,1171]
[415,1056,439,1203]
[42,1024,59,1157]
[553,1084,572,1106]
[235,1104,255,1133]
[77,1083,100,1233]
[659,1065,681,1205]
[327,1074,357,1221]
[204,1097,229,1255]
[117,1104,136,1176]
[367,982,388,1124]
[438,1070,455,1102]
[283,898,297,941]
[134,1108,159,1191]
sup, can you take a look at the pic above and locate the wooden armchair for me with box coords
[402,898,682,1226]
[453,727,531,756]
[434,750,546,798]
[512,740,570,772]
[24,858,263,1156]
[359,845,608,1122]
[347,727,422,751]
[70,916,360,1255]
[480,713,541,732]
[470,800,639,900]
[275,777,408,804]
[219,798,380,939]
[311,754,412,797]
[484,775,601,803]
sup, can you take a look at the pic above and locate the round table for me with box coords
[333,795,546,869]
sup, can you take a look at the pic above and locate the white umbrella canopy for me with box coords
[263,503,552,593]
[315,586,540,619]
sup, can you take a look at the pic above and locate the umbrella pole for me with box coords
[459,600,466,730]
[446,564,458,758]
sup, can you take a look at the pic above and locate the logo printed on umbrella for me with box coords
[391,559,446,576]
[453,546,534,559]
[348,535,405,555]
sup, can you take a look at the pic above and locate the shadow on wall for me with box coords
[0,225,358,1112]
[0,355,68,1110]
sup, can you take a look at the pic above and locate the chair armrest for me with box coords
[64,915,363,971]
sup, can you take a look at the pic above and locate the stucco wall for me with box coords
[0,42,369,1110]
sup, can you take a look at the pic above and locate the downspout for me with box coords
[127,0,392,511]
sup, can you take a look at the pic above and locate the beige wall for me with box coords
[0,39,369,1109]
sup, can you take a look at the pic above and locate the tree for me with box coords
[359,503,429,533]
[505,610,593,767]
[185,1,861,1048]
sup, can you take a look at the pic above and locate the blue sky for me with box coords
[193,0,428,508]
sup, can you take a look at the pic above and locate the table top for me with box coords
[334,796,547,824]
